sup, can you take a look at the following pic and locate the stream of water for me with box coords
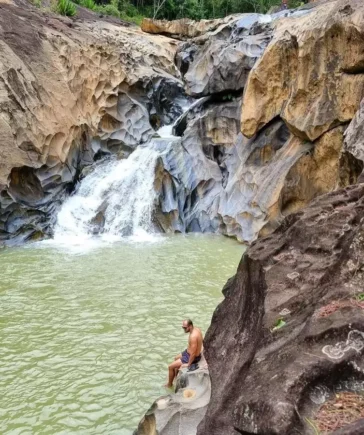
[0,100,246,433]
[0,235,244,434]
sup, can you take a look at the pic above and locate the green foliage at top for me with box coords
[81,0,97,9]
[53,0,308,26]
[96,3,120,17]
[57,0,77,15]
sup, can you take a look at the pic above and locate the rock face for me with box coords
[176,14,274,97]
[160,0,364,242]
[141,16,237,39]
[135,360,211,435]
[0,0,180,245]
[344,98,364,181]
[3,1,364,246]
[199,183,364,434]
[242,0,364,141]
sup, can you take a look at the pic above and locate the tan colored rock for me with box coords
[242,0,364,141]
[141,16,237,39]
[0,5,177,190]
[0,0,178,242]
[279,127,345,217]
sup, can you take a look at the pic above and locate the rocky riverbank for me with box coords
[3,0,364,246]
[0,0,180,245]
[137,0,364,433]
[1,0,364,433]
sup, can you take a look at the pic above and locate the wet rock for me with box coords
[135,359,210,435]
[89,210,105,234]
[98,91,154,149]
[198,184,364,434]
[154,98,241,236]
[0,0,178,244]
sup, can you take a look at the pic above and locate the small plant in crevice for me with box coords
[57,0,77,16]
[271,318,286,332]
[355,293,364,302]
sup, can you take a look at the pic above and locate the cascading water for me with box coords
[53,145,161,242]
[52,97,198,245]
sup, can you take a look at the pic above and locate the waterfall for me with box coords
[53,145,161,242]
[52,98,196,245]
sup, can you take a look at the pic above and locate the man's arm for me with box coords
[187,336,198,367]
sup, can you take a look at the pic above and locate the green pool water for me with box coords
[0,234,244,434]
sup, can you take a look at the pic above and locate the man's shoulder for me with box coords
[194,327,203,338]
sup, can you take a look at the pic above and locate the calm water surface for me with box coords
[0,234,244,434]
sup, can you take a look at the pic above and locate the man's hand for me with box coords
[181,363,188,368]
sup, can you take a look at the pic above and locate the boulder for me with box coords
[198,183,364,434]
[242,0,364,141]
[177,14,274,97]
[135,359,210,435]
[141,16,237,39]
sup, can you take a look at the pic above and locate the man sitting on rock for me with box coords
[165,319,203,388]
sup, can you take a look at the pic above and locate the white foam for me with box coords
[157,124,176,138]
[53,146,160,246]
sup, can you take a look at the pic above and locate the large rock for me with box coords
[0,0,179,244]
[241,0,364,141]
[154,97,242,235]
[135,360,211,435]
[176,14,273,97]
[198,183,364,434]
[154,102,361,242]
[141,16,237,39]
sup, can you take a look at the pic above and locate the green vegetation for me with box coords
[271,318,286,332]
[57,0,77,15]
[50,0,306,25]
[81,0,97,9]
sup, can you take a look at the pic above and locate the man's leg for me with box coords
[165,359,182,388]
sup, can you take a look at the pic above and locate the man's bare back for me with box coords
[187,327,203,358]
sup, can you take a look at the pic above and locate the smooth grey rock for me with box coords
[153,98,305,243]
[0,74,189,245]
[344,98,364,163]
[135,359,210,435]
[177,14,273,97]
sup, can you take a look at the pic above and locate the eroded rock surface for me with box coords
[176,14,273,97]
[0,0,179,244]
[135,361,211,435]
[242,0,364,141]
[141,16,237,39]
[198,184,364,434]
[344,97,364,180]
